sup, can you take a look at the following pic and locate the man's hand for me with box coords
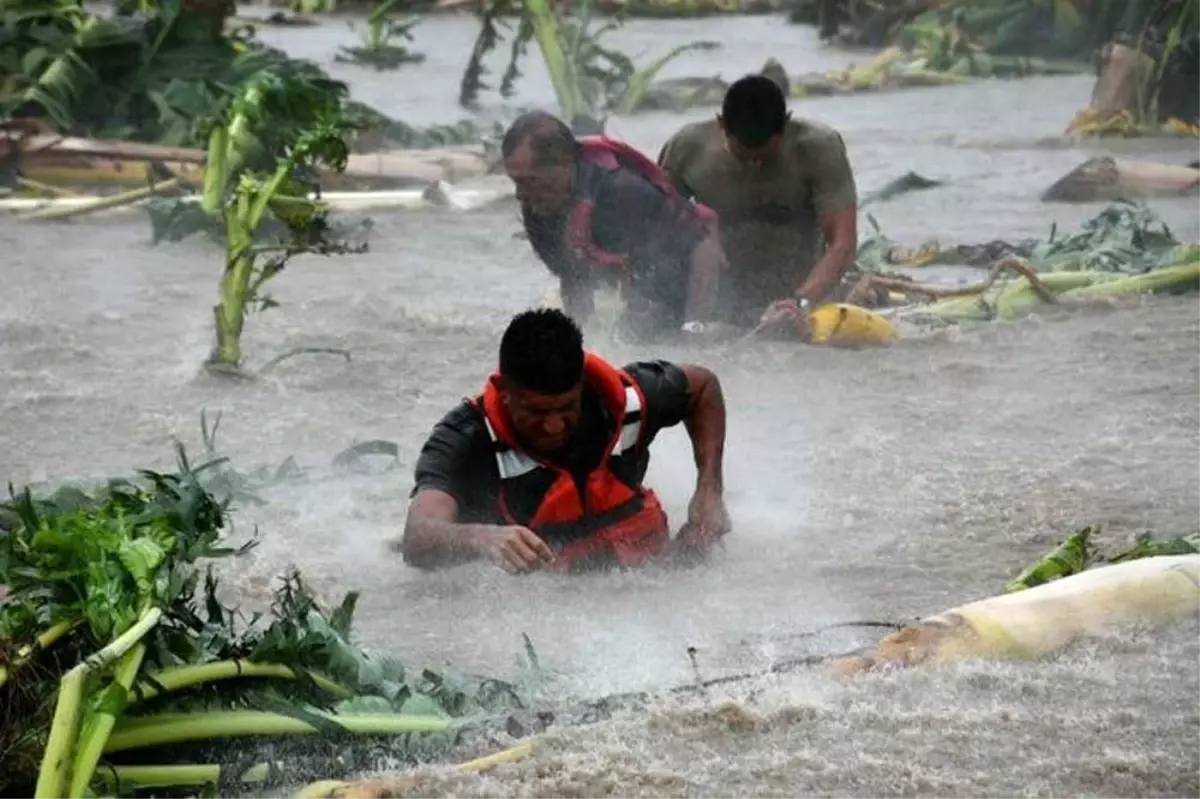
[760,298,811,340]
[475,525,556,574]
[677,484,731,551]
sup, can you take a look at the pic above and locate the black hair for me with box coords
[500,110,580,167]
[720,74,788,148]
[499,308,585,394]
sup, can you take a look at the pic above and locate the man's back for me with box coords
[659,117,857,324]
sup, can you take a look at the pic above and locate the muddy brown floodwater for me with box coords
[3,12,1199,797]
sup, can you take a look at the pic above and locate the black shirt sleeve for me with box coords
[410,402,492,508]
[623,360,692,443]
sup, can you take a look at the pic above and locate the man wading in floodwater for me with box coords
[397,308,730,574]
[500,111,726,341]
[657,74,859,337]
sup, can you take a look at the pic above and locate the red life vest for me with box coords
[563,135,719,279]
[474,351,670,572]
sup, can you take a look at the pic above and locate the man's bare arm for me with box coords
[399,489,491,569]
[795,206,856,303]
[683,231,724,324]
[679,364,726,490]
[796,129,858,304]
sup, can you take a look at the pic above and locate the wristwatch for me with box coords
[792,291,812,313]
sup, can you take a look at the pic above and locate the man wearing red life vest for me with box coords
[500,111,726,341]
[398,308,730,574]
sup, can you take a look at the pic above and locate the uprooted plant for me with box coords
[0,444,531,798]
[459,0,719,129]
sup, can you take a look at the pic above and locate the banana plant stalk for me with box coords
[210,171,309,367]
[201,82,269,216]
[366,0,402,51]
[104,710,453,753]
[68,642,148,798]
[34,607,163,799]
[208,121,351,369]
[523,0,588,122]
[133,660,353,703]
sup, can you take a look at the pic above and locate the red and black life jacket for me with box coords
[473,351,670,572]
[563,135,719,281]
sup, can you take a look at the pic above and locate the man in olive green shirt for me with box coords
[657,74,859,333]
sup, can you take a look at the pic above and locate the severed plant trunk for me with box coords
[1089,42,1158,121]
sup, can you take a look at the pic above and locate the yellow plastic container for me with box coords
[807,303,898,347]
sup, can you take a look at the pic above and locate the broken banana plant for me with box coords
[459,0,718,125]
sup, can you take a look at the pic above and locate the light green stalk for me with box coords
[201,126,230,215]
[523,0,587,122]
[33,669,86,799]
[1059,261,1200,298]
[104,710,453,753]
[68,642,148,798]
[366,0,401,51]
[95,762,273,789]
[211,162,304,367]
[34,608,163,799]
[133,660,352,703]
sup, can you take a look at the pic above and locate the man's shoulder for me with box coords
[668,119,721,147]
[661,120,721,164]
[426,398,489,447]
[784,117,848,156]
[621,359,690,396]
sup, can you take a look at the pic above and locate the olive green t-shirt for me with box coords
[657,118,857,324]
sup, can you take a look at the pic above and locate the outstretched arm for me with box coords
[680,364,725,492]
[401,490,554,572]
[396,416,495,569]
[683,231,724,326]
[627,360,730,549]
[397,413,554,572]
[400,490,483,569]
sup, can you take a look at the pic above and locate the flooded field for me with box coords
[2,12,1198,797]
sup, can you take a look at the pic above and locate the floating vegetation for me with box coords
[848,200,1200,325]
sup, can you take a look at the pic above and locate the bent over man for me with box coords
[501,111,725,340]
[399,308,730,574]
[657,74,859,334]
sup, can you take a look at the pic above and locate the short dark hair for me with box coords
[500,110,580,167]
[721,74,788,148]
[499,308,585,394]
